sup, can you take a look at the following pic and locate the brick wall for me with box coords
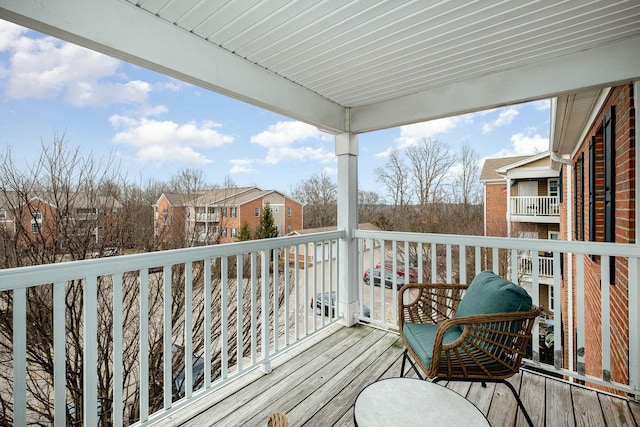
[563,84,635,393]
[484,182,507,236]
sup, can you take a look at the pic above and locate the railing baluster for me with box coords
[553,252,562,370]
[576,255,585,376]
[284,246,290,347]
[303,244,308,336]
[84,276,98,427]
[510,248,518,283]
[183,263,193,399]
[273,248,279,347]
[445,244,452,283]
[260,250,271,373]
[250,252,257,364]
[221,257,228,380]
[293,246,299,341]
[430,243,437,283]
[204,258,212,388]
[139,270,149,422]
[236,254,244,372]
[459,245,466,285]
[162,265,172,410]
[54,281,66,426]
[629,256,640,394]
[601,256,612,381]
[312,243,318,330]
[13,287,26,427]
[111,274,123,426]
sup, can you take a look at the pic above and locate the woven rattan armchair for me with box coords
[398,271,541,427]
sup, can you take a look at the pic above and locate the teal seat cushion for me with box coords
[403,323,462,369]
[456,270,532,318]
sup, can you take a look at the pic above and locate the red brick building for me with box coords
[552,83,637,392]
[154,187,304,249]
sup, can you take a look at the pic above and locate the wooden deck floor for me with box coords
[164,324,640,427]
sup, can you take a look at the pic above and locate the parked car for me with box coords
[376,261,417,282]
[310,291,371,319]
[363,268,405,289]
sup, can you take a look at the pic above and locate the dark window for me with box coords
[603,106,616,285]
[574,154,584,241]
[589,136,596,243]
[255,207,260,217]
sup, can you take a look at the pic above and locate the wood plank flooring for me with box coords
[165,324,640,427]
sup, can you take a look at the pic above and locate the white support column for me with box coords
[336,132,359,327]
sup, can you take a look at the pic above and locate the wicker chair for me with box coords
[398,271,541,427]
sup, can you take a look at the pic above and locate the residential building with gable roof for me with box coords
[153,186,304,249]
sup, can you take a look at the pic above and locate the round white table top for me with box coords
[354,377,490,427]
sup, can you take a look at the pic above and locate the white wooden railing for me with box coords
[354,230,640,399]
[2,229,639,425]
[0,231,343,426]
[510,195,559,216]
[195,213,220,222]
[519,254,554,277]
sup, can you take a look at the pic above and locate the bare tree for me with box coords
[169,168,206,194]
[405,138,457,206]
[0,137,296,425]
[453,142,482,209]
[358,190,384,225]
[290,170,337,229]
[375,149,411,208]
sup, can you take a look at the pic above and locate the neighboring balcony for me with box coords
[0,230,638,426]
[510,196,560,223]
[194,212,220,222]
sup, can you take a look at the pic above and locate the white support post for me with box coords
[336,132,359,326]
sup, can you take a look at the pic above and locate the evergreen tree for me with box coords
[255,203,279,239]
[237,220,252,241]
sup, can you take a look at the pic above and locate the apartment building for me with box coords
[154,187,304,249]
[480,152,562,316]
[0,191,122,251]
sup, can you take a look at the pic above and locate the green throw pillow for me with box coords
[456,270,532,317]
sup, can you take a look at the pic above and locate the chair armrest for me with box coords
[398,283,469,328]
[429,305,542,380]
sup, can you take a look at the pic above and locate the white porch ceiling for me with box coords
[1,0,640,134]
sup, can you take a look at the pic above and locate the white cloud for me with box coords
[492,128,549,157]
[532,99,551,110]
[0,23,154,108]
[482,107,519,133]
[393,115,471,152]
[250,121,333,164]
[229,158,256,174]
[110,116,233,164]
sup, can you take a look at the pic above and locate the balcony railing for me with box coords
[519,254,554,277]
[1,229,639,425]
[195,213,220,222]
[510,196,559,216]
[354,229,640,398]
[0,231,343,426]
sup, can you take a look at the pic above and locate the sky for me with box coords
[0,19,550,197]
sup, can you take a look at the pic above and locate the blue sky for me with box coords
[0,20,550,196]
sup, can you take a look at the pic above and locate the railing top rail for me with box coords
[0,229,345,290]
[353,229,640,258]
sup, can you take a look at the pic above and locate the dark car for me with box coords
[363,268,406,289]
[311,291,370,318]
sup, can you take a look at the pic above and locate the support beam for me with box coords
[351,35,640,133]
[336,133,359,326]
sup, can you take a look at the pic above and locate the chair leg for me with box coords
[500,380,534,427]
[400,349,424,380]
[400,349,407,377]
